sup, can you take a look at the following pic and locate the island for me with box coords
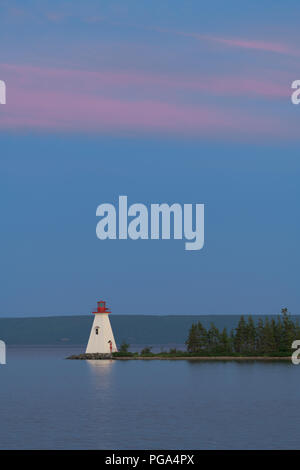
[67,308,297,361]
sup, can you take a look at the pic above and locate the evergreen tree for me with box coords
[255,317,265,354]
[263,317,276,354]
[275,315,284,352]
[185,308,297,356]
[295,318,300,341]
[219,327,232,354]
[246,316,256,353]
[230,329,235,352]
[186,324,199,353]
[281,307,295,353]
[196,321,209,351]
[234,315,247,353]
[271,318,281,352]
[207,323,220,353]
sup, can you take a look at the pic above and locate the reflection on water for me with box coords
[87,359,115,371]
[86,359,115,389]
[0,347,300,450]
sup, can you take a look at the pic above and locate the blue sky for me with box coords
[0,1,299,316]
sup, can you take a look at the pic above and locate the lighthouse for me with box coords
[86,300,118,354]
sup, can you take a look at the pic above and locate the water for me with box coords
[0,346,300,449]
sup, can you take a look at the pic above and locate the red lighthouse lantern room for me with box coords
[92,300,111,314]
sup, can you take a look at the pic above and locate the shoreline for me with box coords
[67,354,291,361]
[115,356,291,361]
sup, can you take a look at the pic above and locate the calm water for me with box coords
[0,346,300,449]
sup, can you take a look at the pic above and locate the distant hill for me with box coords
[0,314,298,346]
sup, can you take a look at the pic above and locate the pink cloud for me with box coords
[0,63,289,99]
[0,63,293,139]
[151,26,295,56]
[199,34,294,55]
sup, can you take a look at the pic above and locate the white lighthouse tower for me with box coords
[86,300,118,354]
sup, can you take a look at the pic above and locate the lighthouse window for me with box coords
[95,328,99,335]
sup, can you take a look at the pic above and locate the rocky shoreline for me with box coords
[67,353,113,360]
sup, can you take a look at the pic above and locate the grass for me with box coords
[113,350,292,358]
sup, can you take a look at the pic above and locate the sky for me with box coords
[0,1,299,316]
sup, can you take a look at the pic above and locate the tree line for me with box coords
[185,308,300,356]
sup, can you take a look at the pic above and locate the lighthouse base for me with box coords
[67,353,113,360]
